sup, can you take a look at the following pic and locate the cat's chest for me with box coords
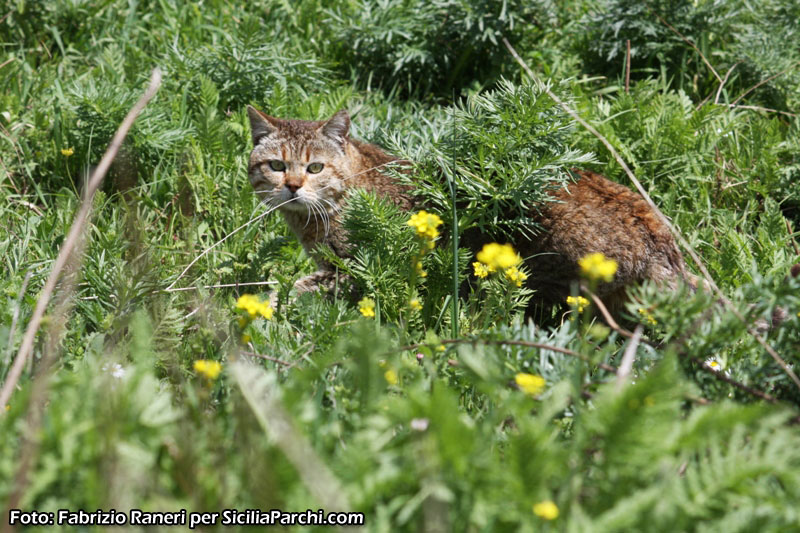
[281,209,348,258]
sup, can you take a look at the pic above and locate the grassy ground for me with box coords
[2,0,800,530]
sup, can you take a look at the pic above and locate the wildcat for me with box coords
[247,106,793,326]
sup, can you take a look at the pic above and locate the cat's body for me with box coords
[479,168,689,307]
[246,106,790,320]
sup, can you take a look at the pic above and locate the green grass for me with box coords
[2,0,800,530]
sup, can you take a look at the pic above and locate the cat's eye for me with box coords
[268,160,286,172]
[307,162,324,174]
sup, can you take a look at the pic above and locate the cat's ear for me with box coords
[319,110,350,145]
[247,105,280,144]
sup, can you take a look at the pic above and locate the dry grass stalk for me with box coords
[502,38,800,393]
[0,68,162,411]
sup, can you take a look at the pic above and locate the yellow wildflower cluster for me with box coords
[477,243,521,269]
[407,211,443,278]
[359,297,376,318]
[515,372,546,396]
[415,260,427,278]
[407,210,443,240]
[61,147,74,157]
[504,266,528,287]
[638,307,657,325]
[236,294,274,320]
[384,369,399,385]
[194,360,222,380]
[578,252,618,282]
[409,298,422,311]
[533,500,559,520]
[473,243,527,287]
[472,261,492,278]
[566,295,590,313]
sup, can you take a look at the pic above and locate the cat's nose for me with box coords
[285,178,303,194]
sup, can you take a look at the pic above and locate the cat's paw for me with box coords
[293,270,351,297]
[294,274,325,293]
[293,270,337,293]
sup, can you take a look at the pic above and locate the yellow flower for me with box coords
[578,252,618,282]
[61,147,74,157]
[407,210,443,240]
[236,294,273,320]
[515,373,546,396]
[384,369,398,385]
[194,360,222,380]
[566,295,590,313]
[436,344,446,352]
[359,297,376,318]
[409,298,422,311]
[504,266,528,287]
[533,500,559,520]
[415,261,427,278]
[638,307,657,325]
[473,261,490,278]
[476,243,521,270]
[241,334,251,343]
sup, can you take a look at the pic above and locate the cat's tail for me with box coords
[685,263,799,333]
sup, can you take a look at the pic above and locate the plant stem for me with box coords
[450,102,459,339]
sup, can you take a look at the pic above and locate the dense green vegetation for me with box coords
[2,0,800,530]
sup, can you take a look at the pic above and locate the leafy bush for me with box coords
[387,79,594,239]
[326,0,537,96]
[579,0,800,110]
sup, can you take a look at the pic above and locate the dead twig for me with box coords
[585,267,782,403]
[0,69,162,412]
[786,219,799,257]
[582,287,635,339]
[715,61,741,105]
[616,324,643,390]
[732,60,800,105]
[503,38,800,394]
[242,350,295,367]
[690,357,777,403]
[231,362,353,518]
[726,104,797,118]
[396,338,618,373]
[164,280,278,293]
[625,40,631,94]
[648,10,721,83]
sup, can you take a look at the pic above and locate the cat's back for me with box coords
[518,169,687,301]
[348,138,414,210]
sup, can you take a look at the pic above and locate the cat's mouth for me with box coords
[278,198,309,213]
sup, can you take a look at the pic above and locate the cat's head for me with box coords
[247,106,354,214]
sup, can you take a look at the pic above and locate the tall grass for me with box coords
[1,0,800,530]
